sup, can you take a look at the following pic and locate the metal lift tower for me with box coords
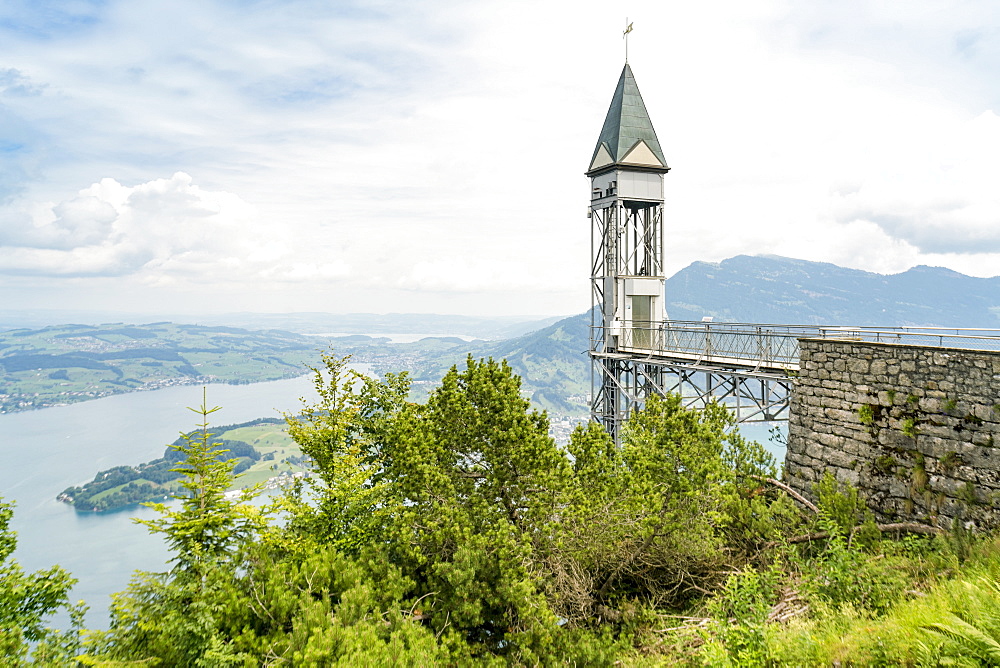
[587,64,670,439]
[587,65,799,441]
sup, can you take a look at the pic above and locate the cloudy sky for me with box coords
[1,0,998,317]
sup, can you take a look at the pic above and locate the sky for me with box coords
[1,0,999,318]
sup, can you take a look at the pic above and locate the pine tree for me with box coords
[84,390,264,665]
[136,390,262,573]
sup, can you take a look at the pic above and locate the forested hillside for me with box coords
[5,255,997,416]
[58,418,304,512]
[352,312,591,415]
[0,317,590,416]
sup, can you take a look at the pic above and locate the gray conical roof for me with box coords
[588,64,668,173]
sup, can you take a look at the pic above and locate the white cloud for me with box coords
[1,0,1000,316]
[830,111,1000,253]
[0,172,297,280]
[0,194,118,250]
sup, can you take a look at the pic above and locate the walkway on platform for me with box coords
[604,321,1000,375]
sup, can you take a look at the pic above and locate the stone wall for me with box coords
[785,338,1000,530]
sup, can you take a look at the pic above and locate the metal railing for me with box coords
[595,321,1000,372]
[810,325,1000,352]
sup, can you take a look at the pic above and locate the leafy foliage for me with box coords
[0,498,85,666]
[76,353,783,664]
[921,579,1000,665]
[276,355,778,661]
[760,536,1000,666]
[700,562,783,665]
[134,394,264,572]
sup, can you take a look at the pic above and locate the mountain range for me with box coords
[665,255,1000,327]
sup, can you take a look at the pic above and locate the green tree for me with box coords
[277,354,775,662]
[281,352,407,555]
[84,392,264,666]
[373,356,573,661]
[84,355,783,665]
[0,498,84,666]
[543,394,777,628]
[280,355,575,661]
[136,393,263,573]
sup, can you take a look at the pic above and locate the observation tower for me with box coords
[587,65,798,441]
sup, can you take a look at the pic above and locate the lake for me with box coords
[0,373,320,631]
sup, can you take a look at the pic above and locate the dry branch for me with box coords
[751,475,819,513]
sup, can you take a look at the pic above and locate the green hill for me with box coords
[58,418,305,512]
[352,313,591,416]
[8,254,999,416]
[0,322,320,412]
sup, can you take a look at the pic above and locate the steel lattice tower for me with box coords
[587,64,671,440]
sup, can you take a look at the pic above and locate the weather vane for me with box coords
[623,19,634,63]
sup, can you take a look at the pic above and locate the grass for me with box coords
[225,425,291,450]
[767,544,1000,666]
[221,423,307,492]
[650,534,1000,666]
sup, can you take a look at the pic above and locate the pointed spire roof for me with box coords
[587,64,669,175]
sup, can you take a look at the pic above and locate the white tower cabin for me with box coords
[588,64,670,440]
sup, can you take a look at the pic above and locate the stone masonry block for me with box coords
[824,448,858,470]
[848,359,869,374]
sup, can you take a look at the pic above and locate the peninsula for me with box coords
[58,418,307,512]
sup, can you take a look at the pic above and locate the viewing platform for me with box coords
[594,320,1000,375]
[590,321,1000,424]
